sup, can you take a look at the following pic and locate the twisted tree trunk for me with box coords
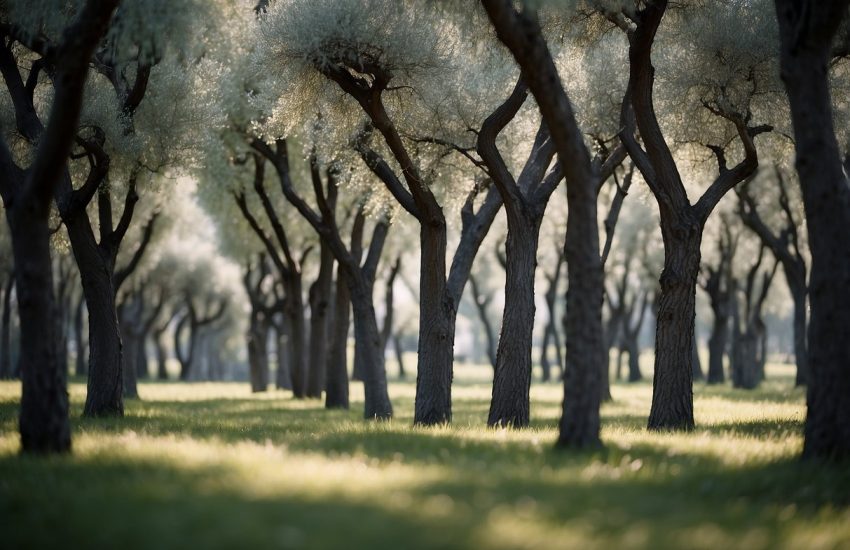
[488,211,541,427]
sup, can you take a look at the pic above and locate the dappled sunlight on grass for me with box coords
[0,362,847,549]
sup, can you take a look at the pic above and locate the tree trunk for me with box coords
[627,338,642,382]
[540,322,552,383]
[306,244,333,398]
[558,181,605,448]
[136,330,149,380]
[7,210,71,452]
[154,328,168,380]
[247,315,270,393]
[488,213,540,427]
[120,323,139,399]
[349,280,392,419]
[175,314,190,380]
[0,274,13,379]
[414,223,454,425]
[706,312,728,384]
[692,331,703,381]
[73,238,123,415]
[615,345,624,381]
[285,278,308,398]
[61,205,125,416]
[647,229,701,431]
[732,330,760,390]
[393,332,406,379]
[73,293,87,377]
[54,280,69,380]
[789,284,809,386]
[326,267,350,409]
[775,0,850,460]
[275,314,293,390]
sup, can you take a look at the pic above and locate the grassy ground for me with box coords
[1,362,848,549]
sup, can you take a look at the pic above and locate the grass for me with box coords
[1,361,848,550]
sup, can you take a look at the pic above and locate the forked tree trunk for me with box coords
[8,210,71,452]
[647,229,701,431]
[72,229,123,416]
[414,223,454,425]
[326,268,350,409]
[488,213,541,427]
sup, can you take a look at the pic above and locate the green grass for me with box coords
[1,362,848,549]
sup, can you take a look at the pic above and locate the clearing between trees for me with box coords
[1,361,848,550]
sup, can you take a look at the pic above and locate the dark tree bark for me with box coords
[738,171,809,385]
[700,218,737,385]
[0,0,118,452]
[0,272,14,379]
[611,1,770,431]
[482,0,609,447]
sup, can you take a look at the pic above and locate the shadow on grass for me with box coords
[0,435,847,550]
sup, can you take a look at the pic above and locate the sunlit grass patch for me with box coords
[0,362,847,549]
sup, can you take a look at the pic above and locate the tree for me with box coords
[738,168,808,386]
[256,1,505,424]
[481,0,609,447]
[700,215,738,385]
[730,243,778,389]
[174,291,228,381]
[0,0,119,453]
[243,255,276,392]
[606,0,773,430]
[774,0,850,460]
[246,143,394,419]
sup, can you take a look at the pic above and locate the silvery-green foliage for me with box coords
[3,0,211,63]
